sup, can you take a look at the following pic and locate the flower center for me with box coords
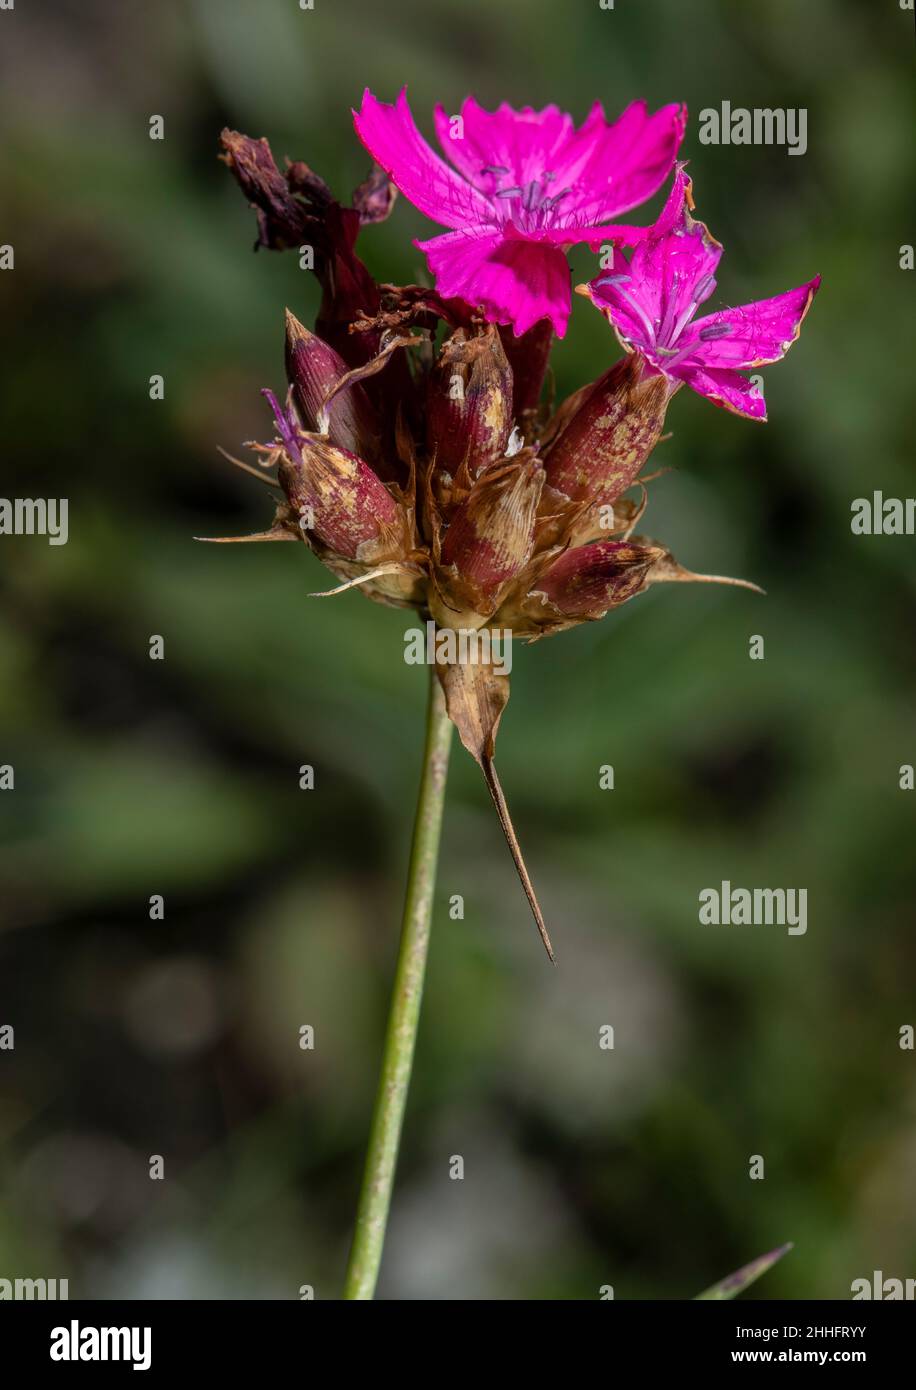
[480,165,573,231]
[596,268,729,372]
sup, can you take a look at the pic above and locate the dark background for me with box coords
[0,0,913,1299]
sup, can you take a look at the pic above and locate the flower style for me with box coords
[353,89,687,337]
[580,170,821,420]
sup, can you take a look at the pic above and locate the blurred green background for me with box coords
[1,0,913,1300]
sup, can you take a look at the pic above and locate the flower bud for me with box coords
[433,455,544,624]
[543,354,670,509]
[525,539,661,622]
[426,325,513,480]
[352,165,397,225]
[263,390,407,564]
[285,310,380,463]
[220,129,382,368]
[219,130,327,250]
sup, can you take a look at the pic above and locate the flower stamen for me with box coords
[594,274,657,343]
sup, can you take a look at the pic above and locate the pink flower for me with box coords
[580,170,820,421]
[353,88,687,339]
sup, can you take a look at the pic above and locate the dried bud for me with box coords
[352,165,398,225]
[433,455,544,624]
[220,128,381,367]
[285,159,336,212]
[285,310,380,463]
[219,130,327,250]
[543,354,671,512]
[263,390,406,564]
[525,539,661,623]
[426,326,513,480]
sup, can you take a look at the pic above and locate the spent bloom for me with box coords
[212,101,819,959]
[581,169,821,420]
[353,89,687,337]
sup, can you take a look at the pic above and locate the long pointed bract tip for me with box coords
[481,757,556,963]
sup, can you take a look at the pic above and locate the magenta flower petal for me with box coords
[355,88,687,337]
[432,97,575,187]
[686,276,822,369]
[419,228,573,338]
[545,99,689,221]
[587,173,722,348]
[682,365,768,421]
[581,171,819,418]
[353,88,492,229]
[538,215,677,250]
[431,96,686,225]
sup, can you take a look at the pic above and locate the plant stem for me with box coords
[343,668,453,1299]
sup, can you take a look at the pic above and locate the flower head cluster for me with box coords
[214,92,819,957]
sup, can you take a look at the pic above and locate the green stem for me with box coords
[343,668,453,1299]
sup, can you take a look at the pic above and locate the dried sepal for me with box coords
[539,375,602,453]
[435,649,509,763]
[321,332,423,409]
[311,557,427,609]
[258,388,410,567]
[279,438,409,565]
